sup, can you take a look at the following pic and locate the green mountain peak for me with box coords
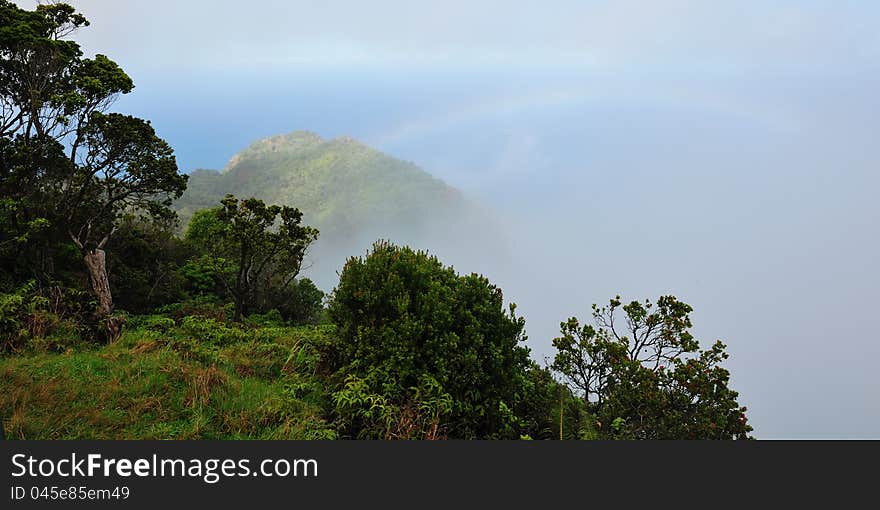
[174,132,491,288]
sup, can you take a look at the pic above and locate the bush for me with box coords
[127,315,176,333]
[329,241,531,439]
[0,283,29,348]
[106,216,193,314]
[333,375,453,439]
[26,318,86,352]
[179,316,246,345]
[155,296,231,322]
[276,278,325,325]
[243,309,285,328]
[513,363,590,440]
[0,282,96,352]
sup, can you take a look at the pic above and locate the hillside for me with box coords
[0,318,338,439]
[175,131,503,288]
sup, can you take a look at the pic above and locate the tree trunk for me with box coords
[233,295,245,322]
[83,247,113,317]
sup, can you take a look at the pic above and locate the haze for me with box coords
[23,0,879,438]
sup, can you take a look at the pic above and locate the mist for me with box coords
[27,0,880,438]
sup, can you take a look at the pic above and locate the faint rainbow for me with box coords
[366,83,797,147]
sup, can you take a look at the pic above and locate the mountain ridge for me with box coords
[174,131,504,289]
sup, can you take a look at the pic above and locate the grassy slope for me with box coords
[0,321,338,439]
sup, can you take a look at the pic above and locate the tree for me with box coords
[185,195,318,322]
[65,112,185,318]
[551,296,752,439]
[0,2,187,322]
[106,214,192,314]
[274,277,324,325]
[328,241,531,439]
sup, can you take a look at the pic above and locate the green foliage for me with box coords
[153,296,231,323]
[329,241,531,439]
[175,132,470,238]
[275,278,325,325]
[178,254,232,296]
[106,215,193,313]
[551,296,752,439]
[179,316,247,345]
[0,281,96,352]
[514,363,587,440]
[243,309,285,328]
[127,315,176,333]
[0,1,187,318]
[0,281,31,348]
[333,374,453,439]
[0,322,337,439]
[184,196,318,322]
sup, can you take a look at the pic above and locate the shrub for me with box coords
[155,296,231,322]
[333,375,453,439]
[0,282,29,349]
[26,318,84,352]
[329,241,531,439]
[243,309,285,328]
[513,363,589,440]
[179,316,246,345]
[276,278,325,325]
[128,315,176,333]
[0,282,96,351]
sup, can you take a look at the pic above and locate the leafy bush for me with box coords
[155,296,231,322]
[333,375,453,439]
[513,363,589,440]
[179,316,247,345]
[329,241,531,439]
[106,215,193,314]
[243,309,285,328]
[178,254,232,297]
[0,282,29,348]
[275,278,325,325]
[0,282,96,352]
[126,315,176,333]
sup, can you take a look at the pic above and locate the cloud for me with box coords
[21,0,879,72]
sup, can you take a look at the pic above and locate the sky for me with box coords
[19,0,880,438]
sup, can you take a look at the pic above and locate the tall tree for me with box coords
[0,2,187,321]
[185,195,318,321]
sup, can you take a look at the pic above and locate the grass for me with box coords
[0,318,338,439]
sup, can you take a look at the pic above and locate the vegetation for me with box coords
[1,316,337,439]
[329,241,531,439]
[185,195,318,321]
[0,0,186,339]
[551,297,752,439]
[0,2,752,440]
[174,132,467,235]
[172,131,506,292]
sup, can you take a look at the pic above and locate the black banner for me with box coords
[1,440,876,507]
